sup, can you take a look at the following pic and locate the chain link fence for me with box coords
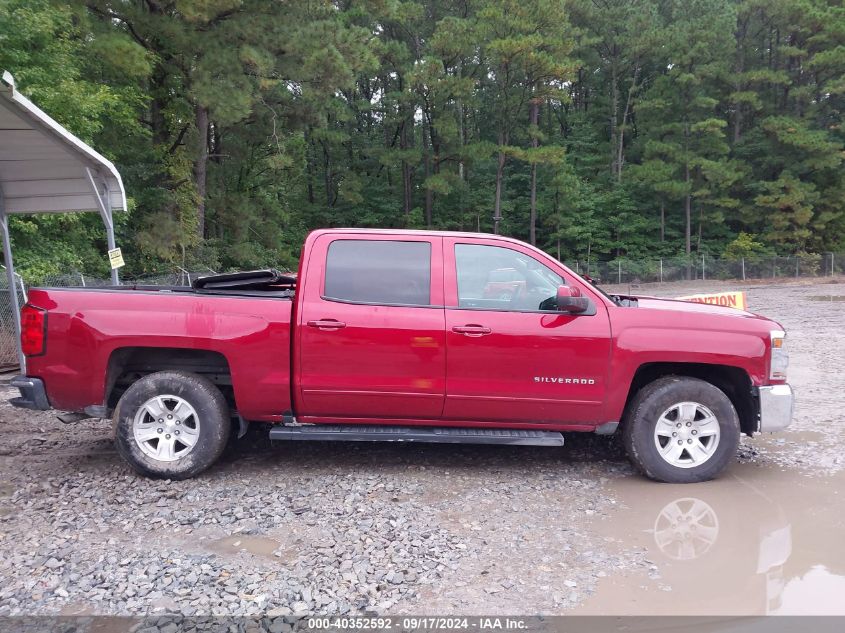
[39,268,217,289]
[1,252,843,369]
[35,253,845,290]
[0,266,28,370]
[565,252,844,285]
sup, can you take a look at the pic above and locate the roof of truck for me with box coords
[309,227,530,242]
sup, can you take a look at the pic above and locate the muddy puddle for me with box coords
[207,534,282,561]
[575,462,845,615]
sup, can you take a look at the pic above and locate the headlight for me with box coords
[770,330,788,380]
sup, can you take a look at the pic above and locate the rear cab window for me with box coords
[324,239,432,307]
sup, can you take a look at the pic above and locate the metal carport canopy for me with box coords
[0,70,126,371]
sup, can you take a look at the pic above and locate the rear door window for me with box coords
[324,239,432,306]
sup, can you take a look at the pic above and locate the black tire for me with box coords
[113,370,230,479]
[623,376,740,483]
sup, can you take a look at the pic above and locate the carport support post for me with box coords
[0,189,24,372]
[86,168,119,286]
[104,208,119,287]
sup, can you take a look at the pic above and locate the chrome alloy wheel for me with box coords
[653,401,720,469]
[133,395,201,462]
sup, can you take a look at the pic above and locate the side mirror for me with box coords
[556,285,590,314]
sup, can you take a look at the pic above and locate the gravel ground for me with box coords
[0,278,842,617]
[0,404,649,617]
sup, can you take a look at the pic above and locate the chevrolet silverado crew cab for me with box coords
[9,229,794,483]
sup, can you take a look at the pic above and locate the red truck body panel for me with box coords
[21,228,783,432]
[294,232,447,420]
[440,235,612,425]
[25,289,293,421]
[603,302,774,423]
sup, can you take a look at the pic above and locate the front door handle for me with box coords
[452,324,492,336]
[307,319,346,330]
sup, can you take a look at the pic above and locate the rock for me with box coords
[267,606,292,617]
[269,620,288,633]
[291,600,309,614]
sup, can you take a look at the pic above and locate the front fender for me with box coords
[603,325,768,423]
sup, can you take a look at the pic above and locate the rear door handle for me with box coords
[307,319,346,330]
[452,324,492,336]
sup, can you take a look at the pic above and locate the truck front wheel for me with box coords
[623,376,740,483]
[113,370,230,479]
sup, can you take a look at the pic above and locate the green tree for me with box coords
[476,0,575,235]
[636,0,737,260]
[2,0,844,282]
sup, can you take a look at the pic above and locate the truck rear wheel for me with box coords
[113,370,230,479]
[623,376,740,483]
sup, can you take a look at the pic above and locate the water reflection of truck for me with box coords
[582,468,845,615]
[648,481,792,614]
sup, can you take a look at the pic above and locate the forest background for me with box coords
[1,0,843,282]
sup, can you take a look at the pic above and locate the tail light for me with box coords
[21,304,47,356]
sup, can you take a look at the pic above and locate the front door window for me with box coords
[454,243,562,312]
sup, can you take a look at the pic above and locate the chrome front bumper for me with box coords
[757,384,794,432]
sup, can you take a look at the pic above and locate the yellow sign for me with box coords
[676,291,747,310]
[108,247,125,270]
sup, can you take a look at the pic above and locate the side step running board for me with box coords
[268,424,564,447]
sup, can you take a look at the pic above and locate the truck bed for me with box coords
[24,286,294,421]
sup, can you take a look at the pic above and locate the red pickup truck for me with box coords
[10,229,793,483]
